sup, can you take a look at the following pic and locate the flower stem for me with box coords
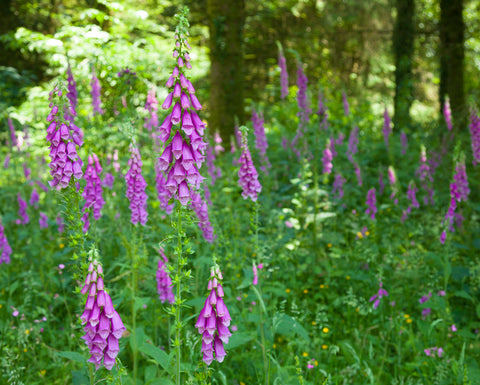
[175,205,183,385]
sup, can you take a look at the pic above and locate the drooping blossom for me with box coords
[214,131,224,155]
[346,126,359,163]
[342,91,350,116]
[39,213,48,229]
[332,173,346,200]
[400,132,408,155]
[45,84,83,188]
[278,46,289,99]
[322,140,333,175]
[0,220,12,264]
[144,88,159,132]
[190,189,215,242]
[17,194,29,224]
[80,249,126,370]
[30,188,39,207]
[125,144,148,225]
[383,108,392,147]
[156,247,175,304]
[369,281,388,309]
[91,68,104,116]
[365,188,377,220]
[318,89,329,131]
[443,97,452,131]
[388,166,398,204]
[65,63,78,123]
[237,128,262,202]
[102,173,114,189]
[157,24,207,206]
[416,146,434,205]
[453,160,470,201]
[469,110,480,165]
[252,262,258,286]
[252,108,271,171]
[195,265,232,365]
[402,181,419,222]
[82,154,105,232]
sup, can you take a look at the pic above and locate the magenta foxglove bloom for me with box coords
[443,97,452,131]
[365,188,377,220]
[80,251,126,370]
[190,190,214,242]
[157,248,175,304]
[332,173,346,200]
[322,141,333,175]
[469,110,480,165]
[237,129,262,202]
[383,108,391,147]
[369,281,388,309]
[419,292,432,304]
[400,131,408,155]
[8,117,17,148]
[82,154,105,232]
[125,144,148,225]
[0,220,12,264]
[157,28,207,205]
[453,160,470,201]
[144,88,159,132]
[278,48,289,99]
[39,212,48,229]
[91,68,104,116]
[388,166,398,204]
[65,64,78,123]
[45,84,83,188]
[416,146,434,205]
[252,108,271,171]
[347,126,359,163]
[424,347,444,358]
[17,194,29,224]
[206,144,222,185]
[30,188,39,207]
[155,159,174,215]
[252,262,259,286]
[195,266,232,365]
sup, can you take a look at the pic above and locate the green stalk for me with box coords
[175,206,183,385]
[131,227,138,385]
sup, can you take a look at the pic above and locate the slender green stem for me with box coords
[131,227,138,385]
[175,206,183,385]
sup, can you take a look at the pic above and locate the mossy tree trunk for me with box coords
[207,0,245,142]
[439,0,465,127]
[393,0,415,131]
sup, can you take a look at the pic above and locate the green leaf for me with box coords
[273,314,309,341]
[56,351,85,364]
[226,332,255,349]
[139,344,171,373]
[72,370,89,385]
[453,290,474,302]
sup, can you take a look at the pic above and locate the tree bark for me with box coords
[393,0,415,130]
[207,0,245,142]
[439,0,465,126]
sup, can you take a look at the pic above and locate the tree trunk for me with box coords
[207,0,245,142]
[439,0,465,127]
[393,0,415,130]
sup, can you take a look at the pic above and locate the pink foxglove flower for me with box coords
[252,108,271,171]
[45,84,83,188]
[332,173,346,200]
[190,190,214,242]
[8,117,17,148]
[443,97,452,131]
[65,63,78,123]
[469,110,480,165]
[369,281,388,309]
[346,126,359,163]
[416,146,434,205]
[82,154,105,232]
[206,144,222,185]
[30,188,39,207]
[39,212,48,229]
[17,194,29,224]
[125,144,148,225]
[365,188,377,220]
[80,250,125,370]
[388,166,398,204]
[0,220,12,264]
[91,68,104,116]
[157,26,207,205]
[322,140,333,175]
[195,266,232,365]
[157,248,175,304]
[237,128,262,202]
[144,88,159,132]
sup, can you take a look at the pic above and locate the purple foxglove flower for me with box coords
[81,154,105,231]
[157,248,175,304]
[173,82,181,98]
[65,64,78,123]
[8,117,17,148]
[346,126,359,163]
[155,161,174,215]
[469,110,480,165]
[416,146,434,206]
[252,262,258,286]
[365,188,377,220]
[181,110,194,135]
[39,212,48,229]
[453,160,469,201]
[91,69,104,115]
[237,129,262,202]
[125,144,148,225]
[162,92,174,110]
[278,48,289,99]
[407,181,419,209]
[80,250,125,371]
[419,292,432,304]
[144,88,159,132]
[332,173,346,200]
[322,141,333,175]
[296,63,311,126]
[195,266,232,365]
[0,220,12,264]
[190,190,214,242]
[206,144,221,186]
[30,188,39,207]
[252,108,271,171]
[17,194,29,224]
[443,97,452,131]
[383,108,391,147]
[369,281,388,309]
[388,166,398,204]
